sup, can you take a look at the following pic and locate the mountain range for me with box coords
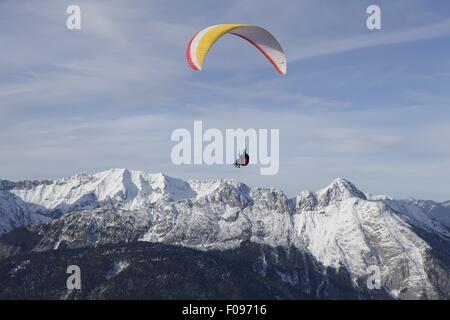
[0,168,449,299]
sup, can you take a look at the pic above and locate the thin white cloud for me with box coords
[290,18,450,61]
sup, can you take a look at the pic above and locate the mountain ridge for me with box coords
[0,168,449,299]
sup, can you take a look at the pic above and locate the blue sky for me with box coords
[0,0,450,200]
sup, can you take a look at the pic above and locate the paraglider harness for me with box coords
[233,149,249,168]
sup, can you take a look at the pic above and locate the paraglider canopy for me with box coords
[187,24,287,75]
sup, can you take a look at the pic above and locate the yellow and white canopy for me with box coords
[186,24,287,75]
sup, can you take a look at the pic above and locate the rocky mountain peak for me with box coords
[317,177,366,205]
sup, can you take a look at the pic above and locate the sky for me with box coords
[0,0,449,200]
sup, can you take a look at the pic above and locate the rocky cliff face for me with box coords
[0,169,449,299]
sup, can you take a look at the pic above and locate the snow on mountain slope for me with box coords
[293,178,446,298]
[9,169,197,212]
[396,199,450,229]
[140,184,295,250]
[7,169,259,215]
[0,170,449,299]
[0,190,51,234]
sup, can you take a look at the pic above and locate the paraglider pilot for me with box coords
[234,149,249,168]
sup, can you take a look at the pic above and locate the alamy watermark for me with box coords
[366,5,382,30]
[66,265,82,290]
[171,121,279,175]
[66,5,81,30]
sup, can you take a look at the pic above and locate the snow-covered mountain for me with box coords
[0,169,449,299]
[0,182,52,234]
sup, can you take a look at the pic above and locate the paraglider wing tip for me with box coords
[186,32,201,71]
[189,64,201,71]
